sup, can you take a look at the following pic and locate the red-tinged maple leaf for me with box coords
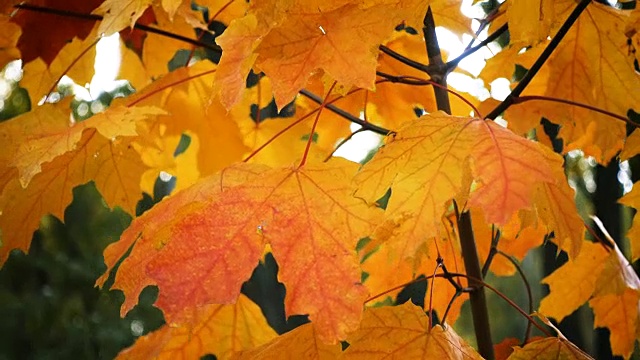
[96,162,269,313]
[539,240,640,359]
[115,294,276,360]
[342,302,483,359]
[506,337,593,360]
[494,337,520,360]
[231,322,341,360]
[106,159,379,342]
[354,112,561,261]
[11,0,102,65]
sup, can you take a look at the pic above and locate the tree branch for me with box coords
[424,6,493,357]
[485,0,592,120]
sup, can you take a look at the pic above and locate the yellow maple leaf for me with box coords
[343,302,483,359]
[116,294,276,360]
[93,0,154,36]
[619,183,640,262]
[503,1,639,164]
[539,239,640,359]
[231,322,341,359]
[507,337,593,360]
[355,112,562,261]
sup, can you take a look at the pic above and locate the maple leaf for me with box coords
[342,302,483,359]
[103,159,379,342]
[116,294,276,360]
[619,182,640,262]
[354,112,563,260]
[231,322,341,359]
[0,98,163,263]
[20,31,98,105]
[11,0,102,64]
[502,1,640,164]
[3,102,164,187]
[93,0,154,36]
[506,337,593,360]
[506,0,555,47]
[539,241,640,359]
[0,15,20,70]
[215,0,469,109]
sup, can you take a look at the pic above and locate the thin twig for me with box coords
[365,272,552,337]
[446,24,508,71]
[379,45,436,75]
[323,128,365,162]
[486,0,593,119]
[299,89,391,135]
[481,227,501,277]
[441,291,463,325]
[375,71,481,116]
[497,250,534,344]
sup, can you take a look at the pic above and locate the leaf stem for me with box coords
[513,95,637,127]
[44,37,100,102]
[485,0,592,120]
[298,82,337,167]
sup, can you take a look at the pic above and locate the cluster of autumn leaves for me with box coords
[1,0,640,358]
